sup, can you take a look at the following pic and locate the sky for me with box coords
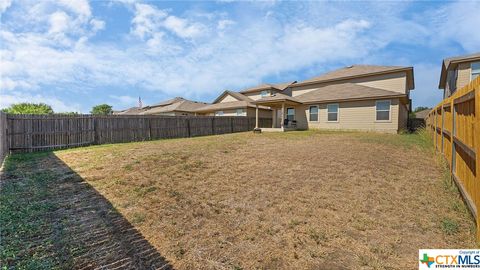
[1,0,479,113]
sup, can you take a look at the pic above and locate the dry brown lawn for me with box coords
[1,130,476,269]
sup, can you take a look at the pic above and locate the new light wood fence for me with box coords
[4,115,272,153]
[425,77,480,239]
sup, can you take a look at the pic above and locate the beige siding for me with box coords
[206,109,245,116]
[291,71,408,97]
[218,94,241,103]
[295,98,400,133]
[354,72,407,94]
[456,62,472,90]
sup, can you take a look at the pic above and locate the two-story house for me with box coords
[253,65,414,133]
[197,65,415,133]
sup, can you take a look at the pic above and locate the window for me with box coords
[286,108,295,121]
[376,100,391,121]
[309,106,318,121]
[327,104,338,122]
[260,90,269,97]
[215,111,224,116]
[472,62,480,80]
[447,68,458,94]
[236,108,244,116]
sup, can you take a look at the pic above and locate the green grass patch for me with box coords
[354,128,433,151]
[441,218,460,235]
[0,153,60,268]
[131,212,146,224]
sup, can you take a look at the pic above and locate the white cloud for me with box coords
[163,15,205,39]
[217,19,235,30]
[131,3,167,39]
[131,3,206,40]
[48,11,71,34]
[109,95,138,107]
[0,0,12,13]
[57,0,91,17]
[90,19,105,32]
[434,1,480,52]
[0,1,395,102]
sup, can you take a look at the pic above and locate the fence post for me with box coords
[230,117,234,133]
[211,117,215,135]
[451,98,456,185]
[148,117,152,140]
[441,105,444,153]
[187,117,191,138]
[93,116,98,145]
[475,83,480,241]
[28,115,33,152]
[434,109,438,151]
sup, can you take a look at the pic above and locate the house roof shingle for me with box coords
[194,101,269,112]
[252,92,302,104]
[413,109,431,119]
[239,81,296,94]
[113,107,146,115]
[295,65,414,88]
[149,97,186,107]
[212,90,253,103]
[295,83,406,104]
[142,100,208,114]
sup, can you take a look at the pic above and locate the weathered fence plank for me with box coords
[4,115,272,153]
[0,112,7,165]
[425,76,480,240]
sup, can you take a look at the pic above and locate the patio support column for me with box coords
[281,102,285,129]
[255,104,259,129]
[271,109,275,128]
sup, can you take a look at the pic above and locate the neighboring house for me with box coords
[193,89,284,117]
[408,108,430,131]
[439,52,480,98]
[114,97,208,116]
[252,65,414,133]
[113,106,146,115]
[413,109,430,120]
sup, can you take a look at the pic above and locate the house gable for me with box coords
[244,89,281,101]
[212,90,253,104]
[217,93,241,103]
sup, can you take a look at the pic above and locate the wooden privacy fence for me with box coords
[5,115,272,153]
[425,77,480,239]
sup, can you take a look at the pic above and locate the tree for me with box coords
[414,106,430,112]
[91,104,113,115]
[1,103,53,114]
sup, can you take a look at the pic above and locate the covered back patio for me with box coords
[253,93,303,132]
